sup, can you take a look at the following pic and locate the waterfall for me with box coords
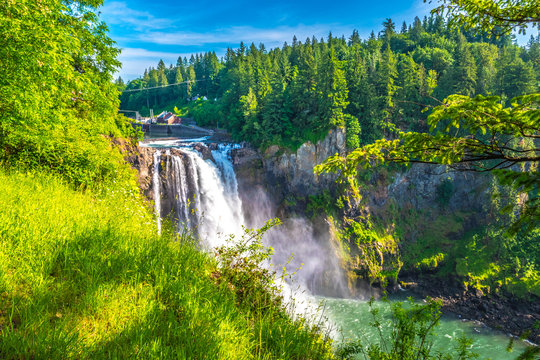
[153,150,162,235]
[151,142,349,298]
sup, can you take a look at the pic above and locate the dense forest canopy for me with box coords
[120,14,539,150]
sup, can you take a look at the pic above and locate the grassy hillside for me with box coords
[0,170,333,359]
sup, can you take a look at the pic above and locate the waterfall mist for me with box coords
[152,142,349,298]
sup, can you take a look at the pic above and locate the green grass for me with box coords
[0,170,333,359]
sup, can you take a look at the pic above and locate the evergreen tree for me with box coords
[500,57,536,99]
[345,114,361,149]
[185,65,196,98]
[349,29,361,45]
[173,67,185,100]
[451,34,477,96]
[375,45,399,130]
[401,21,408,34]
[382,18,396,42]
[318,48,349,129]
[472,42,498,94]
[148,68,159,88]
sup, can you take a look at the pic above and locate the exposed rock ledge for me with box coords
[231,128,346,201]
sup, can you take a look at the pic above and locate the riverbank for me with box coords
[400,276,540,344]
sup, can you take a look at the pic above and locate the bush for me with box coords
[336,297,478,360]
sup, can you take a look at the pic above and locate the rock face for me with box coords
[158,148,186,221]
[114,138,155,199]
[230,147,271,225]
[231,129,493,218]
[262,128,346,197]
[386,164,491,212]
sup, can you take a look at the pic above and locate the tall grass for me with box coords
[0,170,333,359]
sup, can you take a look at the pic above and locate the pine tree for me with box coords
[148,68,158,88]
[401,21,408,34]
[349,29,361,45]
[345,114,361,149]
[500,57,536,99]
[452,33,477,96]
[157,59,166,73]
[185,65,196,98]
[382,18,396,42]
[318,47,349,129]
[174,67,185,100]
[473,43,498,94]
[261,68,289,144]
[375,45,399,129]
[157,68,168,87]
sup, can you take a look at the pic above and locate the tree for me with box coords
[472,42,498,95]
[450,33,477,96]
[375,45,399,131]
[499,58,536,100]
[317,93,539,232]
[382,18,396,41]
[318,47,349,129]
[0,0,133,188]
[429,0,540,36]
[115,77,126,92]
[345,114,361,149]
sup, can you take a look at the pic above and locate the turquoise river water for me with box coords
[319,293,532,359]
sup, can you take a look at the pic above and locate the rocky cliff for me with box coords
[386,164,491,212]
[262,128,346,197]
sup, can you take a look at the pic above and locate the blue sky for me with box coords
[96,0,436,80]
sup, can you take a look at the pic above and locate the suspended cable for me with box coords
[121,78,211,93]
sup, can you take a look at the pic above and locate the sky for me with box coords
[98,0,528,81]
[99,0,438,80]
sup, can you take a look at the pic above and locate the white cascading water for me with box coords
[152,143,349,298]
[153,150,162,235]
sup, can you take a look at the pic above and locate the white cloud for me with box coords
[100,2,169,31]
[116,48,187,80]
[137,24,360,48]
[120,48,184,59]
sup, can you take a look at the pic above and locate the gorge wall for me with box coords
[129,130,494,294]
[229,129,495,295]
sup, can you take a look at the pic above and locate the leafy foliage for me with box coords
[316,94,539,232]
[336,297,478,360]
[0,0,136,189]
[429,0,540,36]
[214,220,283,312]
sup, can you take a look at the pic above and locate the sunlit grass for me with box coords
[0,170,333,359]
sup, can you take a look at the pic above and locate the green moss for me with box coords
[331,214,402,287]
[416,253,447,271]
